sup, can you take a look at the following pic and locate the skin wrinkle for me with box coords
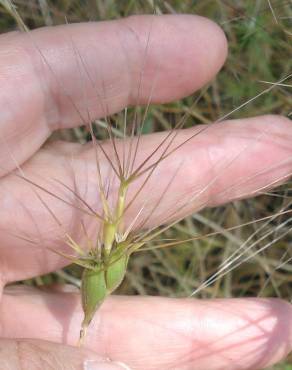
[15,341,59,370]
[199,300,291,369]
[119,16,159,104]
[183,311,280,369]
[103,300,198,363]
[36,23,126,130]
[15,340,23,370]
[148,118,291,225]
[189,312,256,368]
[204,130,258,205]
[118,21,147,104]
[0,39,49,178]
[206,118,292,205]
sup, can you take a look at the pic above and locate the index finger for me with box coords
[0,14,227,176]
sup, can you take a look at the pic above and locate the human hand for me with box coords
[0,15,291,370]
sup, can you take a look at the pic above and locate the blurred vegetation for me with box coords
[0,0,291,368]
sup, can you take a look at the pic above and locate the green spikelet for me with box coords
[106,253,128,292]
[79,252,129,345]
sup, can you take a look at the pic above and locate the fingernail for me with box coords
[84,359,131,370]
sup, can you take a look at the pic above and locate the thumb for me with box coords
[0,338,129,370]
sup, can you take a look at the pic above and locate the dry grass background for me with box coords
[0,1,291,368]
